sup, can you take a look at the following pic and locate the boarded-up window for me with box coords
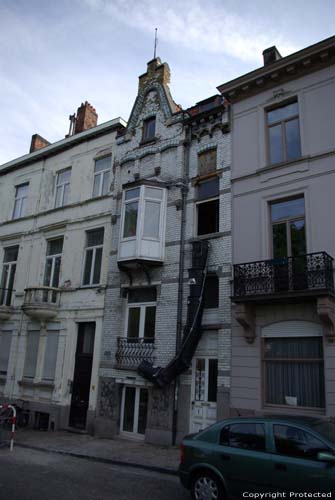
[198,149,217,176]
[24,331,39,378]
[0,331,12,375]
[42,331,59,381]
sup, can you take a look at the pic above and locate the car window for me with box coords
[220,423,266,452]
[273,424,332,460]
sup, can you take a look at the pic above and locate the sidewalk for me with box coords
[11,429,180,475]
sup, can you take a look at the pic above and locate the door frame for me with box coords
[120,385,148,440]
[190,356,218,433]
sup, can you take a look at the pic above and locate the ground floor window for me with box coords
[263,336,325,409]
[121,386,148,436]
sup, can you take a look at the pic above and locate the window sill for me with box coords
[139,137,157,147]
[256,155,307,174]
[190,232,226,242]
[18,378,55,389]
[80,284,105,290]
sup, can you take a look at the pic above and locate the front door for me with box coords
[191,357,218,433]
[120,386,148,439]
[69,322,95,429]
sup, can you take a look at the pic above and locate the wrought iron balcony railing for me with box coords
[115,337,155,369]
[233,252,334,300]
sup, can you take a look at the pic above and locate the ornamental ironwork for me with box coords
[115,337,155,369]
[233,252,334,298]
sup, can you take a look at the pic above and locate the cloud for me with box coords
[82,0,298,63]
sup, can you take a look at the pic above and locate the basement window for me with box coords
[196,177,219,236]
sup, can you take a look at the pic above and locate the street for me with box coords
[0,447,189,500]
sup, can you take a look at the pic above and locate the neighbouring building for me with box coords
[0,102,125,430]
[96,58,232,444]
[218,36,335,418]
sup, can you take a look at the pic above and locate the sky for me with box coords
[0,0,334,165]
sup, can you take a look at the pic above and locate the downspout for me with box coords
[172,118,191,445]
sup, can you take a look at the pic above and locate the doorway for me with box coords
[69,322,95,429]
[120,386,148,439]
[190,357,218,433]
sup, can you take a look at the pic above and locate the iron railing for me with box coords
[115,337,155,369]
[233,252,334,299]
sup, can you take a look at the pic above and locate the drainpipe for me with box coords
[172,119,191,445]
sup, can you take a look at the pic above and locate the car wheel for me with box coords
[191,471,224,500]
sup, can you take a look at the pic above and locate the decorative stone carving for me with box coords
[234,303,256,343]
[317,296,335,342]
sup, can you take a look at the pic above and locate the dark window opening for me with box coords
[197,199,219,235]
[143,117,156,141]
[203,275,219,308]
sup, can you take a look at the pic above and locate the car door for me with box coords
[270,423,335,493]
[211,421,276,497]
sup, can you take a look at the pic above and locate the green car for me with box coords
[179,416,335,500]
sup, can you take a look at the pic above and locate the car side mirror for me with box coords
[317,452,335,463]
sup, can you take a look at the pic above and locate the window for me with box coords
[198,149,217,176]
[55,168,71,207]
[220,423,266,451]
[44,238,63,288]
[122,186,165,240]
[0,331,12,376]
[263,336,325,408]
[0,246,19,306]
[267,100,301,165]
[273,424,331,460]
[82,228,104,286]
[142,116,156,141]
[121,386,148,436]
[203,275,219,308]
[126,288,156,343]
[23,331,40,378]
[13,183,29,219]
[196,177,219,236]
[271,196,306,258]
[42,331,59,381]
[194,358,218,403]
[93,156,111,197]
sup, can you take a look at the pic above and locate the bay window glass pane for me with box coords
[93,174,101,197]
[265,337,324,408]
[271,197,305,222]
[272,223,287,258]
[138,389,148,435]
[269,124,283,164]
[93,247,102,284]
[286,118,301,160]
[145,187,163,200]
[0,332,12,375]
[123,202,138,238]
[123,387,136,432]
[127,307,141,339]
[143,201,160,238]
[83,249,93,285]
[290,219,306,256]
[24,331,39,378]
[125,188,140,201]
[144,306,156,341]
[42,331,59,380]
[208,359,218,402]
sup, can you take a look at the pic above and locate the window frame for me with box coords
[270,195,306,258]
[262,335,325,411]
[12,183,29,219]
[120,185,166,243]
[197,148,217,176]
[92,155,111,198]
[43,238,63,289]
[120,385,149,438]
[125,301,156,343]
[0,245,19,307]
[195,177,220,236]
[142,116,156,142]
[0,331,12,376]
[54,168,71,208]
[82,228,104,287]
[266,99,301,166]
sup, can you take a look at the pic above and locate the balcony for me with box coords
[233,252,334,303]
[115,337,155,370]
[0,288,14,321]
[22,286,60,324]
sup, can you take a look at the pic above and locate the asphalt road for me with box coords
[0,447,190,500]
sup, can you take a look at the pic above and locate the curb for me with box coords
[15,443,178,476]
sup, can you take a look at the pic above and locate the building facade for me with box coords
[0,104,125,430]
[96,58,232,444]
[218,37,335,418]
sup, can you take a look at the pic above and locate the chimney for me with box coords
[262,46,282,66]
[74,101,98,134]
[29,133,51,153]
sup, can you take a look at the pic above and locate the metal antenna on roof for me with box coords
[154,28,158,59]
